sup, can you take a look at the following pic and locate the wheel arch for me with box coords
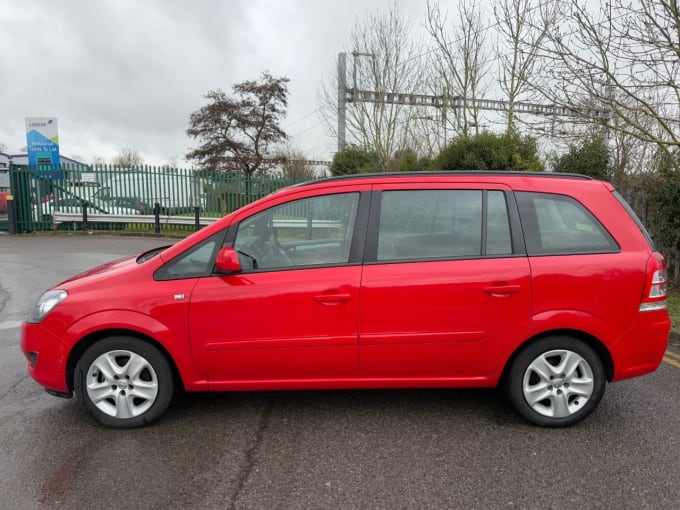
[500,329,614,385]
[66,328,184,394]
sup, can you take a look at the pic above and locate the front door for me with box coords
[190,267,362,384]
[188,190,367,386]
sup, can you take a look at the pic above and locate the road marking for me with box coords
[664,350,680,368]
[0,320,22,330]
[665,350,680,361]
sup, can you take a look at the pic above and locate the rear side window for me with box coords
[516,192,619,255]
[376,189,512,261]
[612,190,656,250]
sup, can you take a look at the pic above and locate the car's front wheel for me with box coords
[506,336,606,427]
[74,336,174,428]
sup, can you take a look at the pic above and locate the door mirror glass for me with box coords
[215,246,242,273]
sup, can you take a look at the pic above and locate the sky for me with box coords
[0,0,439,166]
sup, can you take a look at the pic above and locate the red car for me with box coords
[21,172,670,428]
[0,190,9,214]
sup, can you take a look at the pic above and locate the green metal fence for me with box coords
[6,164,312,233]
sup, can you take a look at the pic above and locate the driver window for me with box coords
[233,192,360,271]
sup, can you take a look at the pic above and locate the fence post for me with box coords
[194,206,200,231]
[82,202,89,231]
[6,195,17,234]
[154,202,161,234]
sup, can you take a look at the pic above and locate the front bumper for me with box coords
[21,321,71,394]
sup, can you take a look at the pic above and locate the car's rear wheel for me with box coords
[74,336,174,428]
[506,336,605,427]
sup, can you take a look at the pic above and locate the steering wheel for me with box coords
[267,230,292,264]
[261,229,292,267]
[243,230,291,269]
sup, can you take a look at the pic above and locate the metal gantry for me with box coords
[336,52,612,151]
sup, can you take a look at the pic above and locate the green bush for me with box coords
[331,145,381,175]
[553,134,610,180]
[436,131,543,171]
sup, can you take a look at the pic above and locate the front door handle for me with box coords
[484,285,521,297]
[314,293,352,304]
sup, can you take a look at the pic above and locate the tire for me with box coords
[506,336,606,427]
[74,336,174,428]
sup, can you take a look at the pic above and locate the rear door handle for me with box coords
[484,285,521,297]
[314,293,352,304]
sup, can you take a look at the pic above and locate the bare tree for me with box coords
[112,148,144,168]
[187,72,289,176]
[608,98,661,188]
[0,142,7,153]
[275,145,317,180]
[164,155,179,169]
[320,2,426,169]
[426,0,491,138]
[536,0,680,170]
[67,154,85,164]
[493,0,554,135]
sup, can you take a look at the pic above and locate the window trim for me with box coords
[506,190,527,256]
[480,190,488,256]
[348,191,372,264]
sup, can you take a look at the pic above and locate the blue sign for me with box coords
[25,117,61,179]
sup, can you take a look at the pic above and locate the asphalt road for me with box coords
[1,234,680,509]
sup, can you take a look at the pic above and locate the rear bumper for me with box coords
[20,322,70,394]
[610,311,671,381]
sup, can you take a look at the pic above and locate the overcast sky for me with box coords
[0,0,443,166]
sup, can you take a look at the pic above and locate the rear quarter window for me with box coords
[612,190,657,251]
[516,192,619,255]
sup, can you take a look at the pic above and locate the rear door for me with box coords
[358,183,532,380]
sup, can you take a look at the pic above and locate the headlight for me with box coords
[28,290,68,324]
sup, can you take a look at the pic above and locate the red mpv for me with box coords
[22,172,670,428]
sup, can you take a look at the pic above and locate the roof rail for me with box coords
[293,170,593,188]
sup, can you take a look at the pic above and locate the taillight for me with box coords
[640,252,668,312]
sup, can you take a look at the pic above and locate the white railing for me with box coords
[52,211,218,226]
[51,212,341,229]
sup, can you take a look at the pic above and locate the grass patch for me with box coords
[667,288,680,331]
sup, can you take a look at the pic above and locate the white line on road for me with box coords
[0,320,22,330]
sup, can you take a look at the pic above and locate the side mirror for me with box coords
[215,246,242,273]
